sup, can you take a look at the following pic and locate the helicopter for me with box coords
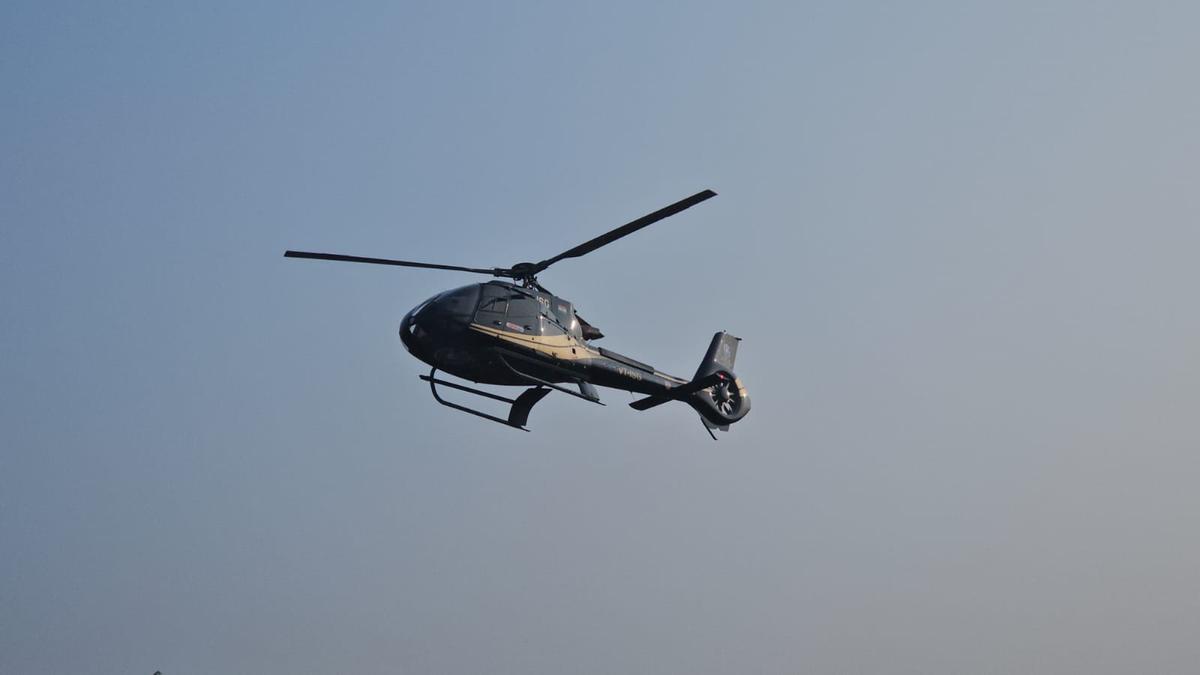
[285,189,750,438]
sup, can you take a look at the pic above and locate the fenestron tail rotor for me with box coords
[710,379,741,416]
[284,189,717,286]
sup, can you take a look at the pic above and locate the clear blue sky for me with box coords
[3,2,1199,673]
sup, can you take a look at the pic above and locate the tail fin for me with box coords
[687,332,750,432]
[695,331,740,380]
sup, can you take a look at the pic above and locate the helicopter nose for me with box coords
[399,310,419,352]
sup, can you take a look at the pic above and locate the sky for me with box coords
[3,1,1199,673]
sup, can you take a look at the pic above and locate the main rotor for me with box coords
[284,189,717,288]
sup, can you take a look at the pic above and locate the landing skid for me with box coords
[419,347,609,431]
[420,368,551,431]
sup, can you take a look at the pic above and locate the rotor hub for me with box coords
[508,262,539,285]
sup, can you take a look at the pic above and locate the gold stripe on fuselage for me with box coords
[468,323,596,361]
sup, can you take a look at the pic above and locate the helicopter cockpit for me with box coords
[401,281,599,351]
[474,282,581,338]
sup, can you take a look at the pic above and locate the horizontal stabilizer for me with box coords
[629,372,726,411]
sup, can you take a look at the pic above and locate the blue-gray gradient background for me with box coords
[3,2,1199,673]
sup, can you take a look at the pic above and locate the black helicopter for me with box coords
[285,189,750,438]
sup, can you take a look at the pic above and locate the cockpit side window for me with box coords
[478,297,507,317]
[504,293,540,334]
[539,297,576,338]
[551,298,580,338]
[475,283,540,334]
[475,284,510,326]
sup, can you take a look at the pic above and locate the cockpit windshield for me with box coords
[434,284,481,322]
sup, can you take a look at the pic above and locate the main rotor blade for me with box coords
[284,250,504,276]
[533,189,716,273]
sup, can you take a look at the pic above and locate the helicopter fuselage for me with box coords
[399,280,687,396]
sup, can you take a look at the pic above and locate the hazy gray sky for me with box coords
[3,2,1199,673]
